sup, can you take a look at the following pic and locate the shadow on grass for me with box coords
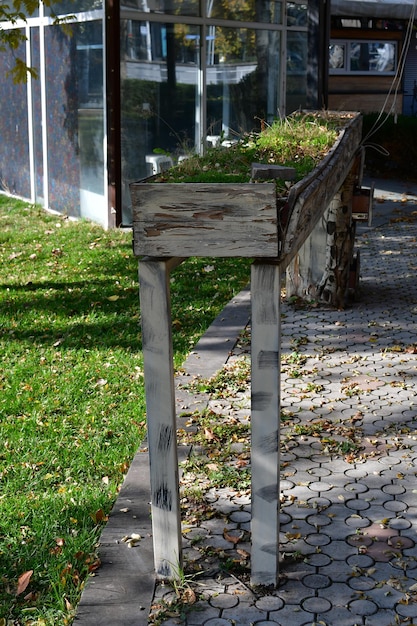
[0,279,239,355]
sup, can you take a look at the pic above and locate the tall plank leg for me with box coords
[138,258,182,579]
[250,261,281,586]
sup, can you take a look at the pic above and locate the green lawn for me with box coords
[0,197,251,625]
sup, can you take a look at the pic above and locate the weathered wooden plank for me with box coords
[250,261,281,587]
[316,169,357,308]
[131,182,278,258]
[285,153,361,306]
[280,113,362,268]
[138,258,182,579]
[285,204,330,300]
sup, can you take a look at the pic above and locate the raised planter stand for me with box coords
[130,112,363,587]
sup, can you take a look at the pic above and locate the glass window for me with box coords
[44,21,105,221]
[120,0,200,17]
[207,0,282,24]
[329,39,397,75]
[207,27,281,137]
[329,43,345,70]
[350,41,396,73]
[45,24,81,217]
[286,30,307,113]
[0,34,31,199]
[287,1,307,27]
[76,22,105,200]
[121,21,283,221]
[45,0,103,16]
[121,21,200,221]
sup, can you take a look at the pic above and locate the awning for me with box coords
[331,0,417,20]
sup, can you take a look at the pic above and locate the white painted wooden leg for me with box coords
[250,261,281,587]
[138,258,182,579]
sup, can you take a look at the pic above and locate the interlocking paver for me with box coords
[268,606,316,625]
[187,605,220,624]
[364,610,398,626]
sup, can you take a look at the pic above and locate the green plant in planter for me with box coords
[155,112,344,190]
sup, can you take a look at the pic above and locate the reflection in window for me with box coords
[286,30,307,112]
[120,0,199,16]
[120,20,282,200]
[45,0,103,16]
[206,27,281,137]
[329,39,397,74]
[287,1,307,27]
[350,42,395,72]
[207,0,282,24]
[329,43,345,70]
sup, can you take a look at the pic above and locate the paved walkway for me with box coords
[75,178,417,625]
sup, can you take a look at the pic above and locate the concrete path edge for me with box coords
[73,286,251,625]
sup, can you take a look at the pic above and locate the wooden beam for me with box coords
[138,258,182,579]
[250,260,281,587]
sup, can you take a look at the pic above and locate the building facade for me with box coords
[0,0,309,227]
[329,0,417,115]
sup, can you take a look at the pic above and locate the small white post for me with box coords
[138,258,182,579]
[250,260,281,586]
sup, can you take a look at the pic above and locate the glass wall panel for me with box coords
[121,20,199,221]
[0,35,31,199]
[45,0,103,17]
[44,21,105,221]
[76,21,105,207]
[31,28,44,205]
[120,0,199,17]
[207,0,282,24]
[44,24,81,216]
[286,30,307,112]
[207,27,281,136]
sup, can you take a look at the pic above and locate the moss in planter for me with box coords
[154,112,349,189]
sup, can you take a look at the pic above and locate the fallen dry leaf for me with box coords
[90,508,108,524]
[237,548,250,559]
[23,591,37,601]
[223,528,243,544]
[16,570,33,596]
[182,587,197,604]
[204,428,219,442]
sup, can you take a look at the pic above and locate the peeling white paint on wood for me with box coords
[250,261,281,586]
[138,258,183,578]
[131,182,278,258]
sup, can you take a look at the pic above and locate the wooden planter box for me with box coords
[130,112,363,266]
[129,111,365,588]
